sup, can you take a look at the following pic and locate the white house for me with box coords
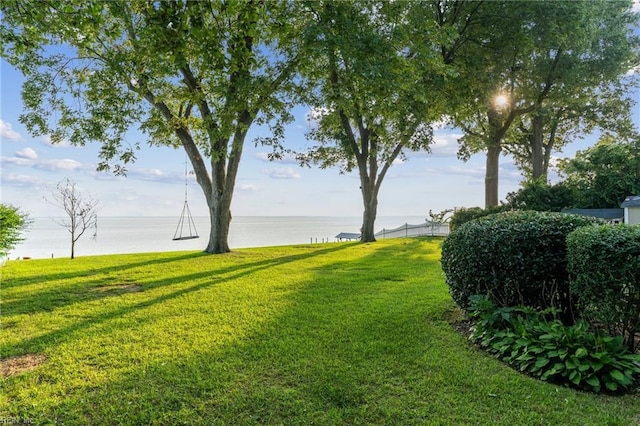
[621,195,640,225]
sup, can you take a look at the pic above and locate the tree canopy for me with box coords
[558,136,640,208]
[1,0,308,253]
[2,0,638,245]
[451,0,639,205]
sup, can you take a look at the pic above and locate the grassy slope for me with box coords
[0,238,638,425]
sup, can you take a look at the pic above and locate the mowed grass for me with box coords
[1,238,639,425]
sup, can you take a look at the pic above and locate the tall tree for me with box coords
[445,0,535,208]
[297,2,440,242]
[297,2,458,242]
[452,0,639,206]
[1,0,306,253]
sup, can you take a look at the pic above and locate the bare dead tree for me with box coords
[46,178,99,259]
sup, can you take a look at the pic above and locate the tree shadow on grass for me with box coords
[8,239,479,424]
[1,244,361,316]
[1,243,355,356]
[1,251,210,289]
[7,239,608,425]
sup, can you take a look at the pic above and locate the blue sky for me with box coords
[2,4,639,218]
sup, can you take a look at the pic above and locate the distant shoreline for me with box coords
[10,215,428,259]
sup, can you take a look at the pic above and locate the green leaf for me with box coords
[515,353,535,363]
[590,362,603,372]
[570,370,582,385]
[578,363,590,372]
[541,368,559,381]
[605,380,619,391]
[575,347,588,358]
[610,369,625,383]
[585,376,600,392]
[585,375,600,388]
[534,357,550,369]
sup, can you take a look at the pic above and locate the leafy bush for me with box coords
[449,205,510,231]
[504,179,573,212]
[0,204,32,254]
[469,296,640,393]
[568,224,640,352]
[441,211,601,317]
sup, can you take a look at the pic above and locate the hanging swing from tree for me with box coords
[173,159,199,241]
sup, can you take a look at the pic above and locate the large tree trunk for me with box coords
[543,144,552,179]
[531,113,545,181]
[182,113,250,254]
[485,144,502,207]
[205,196,232,254]
[360,184,378,242]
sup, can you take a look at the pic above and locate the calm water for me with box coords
[8,216,428,259]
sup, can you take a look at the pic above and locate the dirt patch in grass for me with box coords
[443,306,474,339]
[94,284,143,294]
[1,354,47,377]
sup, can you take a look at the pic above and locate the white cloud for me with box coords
[0,172,47,186]
[92,167,182,184]
[626,64,640,76]
[40,134,72,148]
[431,165,486,179]
[34,158,84,171]
[15,147,38,160]
[238,183,261,191]
[261,167,301,179]
[633,0,640,12]
[92,172,124,181]
[1,155,34,167]
[0,119,22,141]
[128,168,170,182]
[431,133,462,157]
[255,151,299,164]
[403,132,461,160]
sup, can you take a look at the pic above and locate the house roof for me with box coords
[621,195,640,208]
[561,208,624,220]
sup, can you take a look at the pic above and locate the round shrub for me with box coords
[567,224,640,352]
[441,211,601,317]
[449,205,510,231]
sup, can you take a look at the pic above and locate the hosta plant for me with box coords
[469,295,640,393]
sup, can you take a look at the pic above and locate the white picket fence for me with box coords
[375,222,450,239]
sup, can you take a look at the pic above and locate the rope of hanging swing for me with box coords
[173,157,199,241]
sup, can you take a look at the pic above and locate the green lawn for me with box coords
[1,238,638,425]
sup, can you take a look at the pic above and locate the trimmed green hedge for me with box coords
[567,224,640,352]
[441,211,601,317]
[449,205,510,231]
